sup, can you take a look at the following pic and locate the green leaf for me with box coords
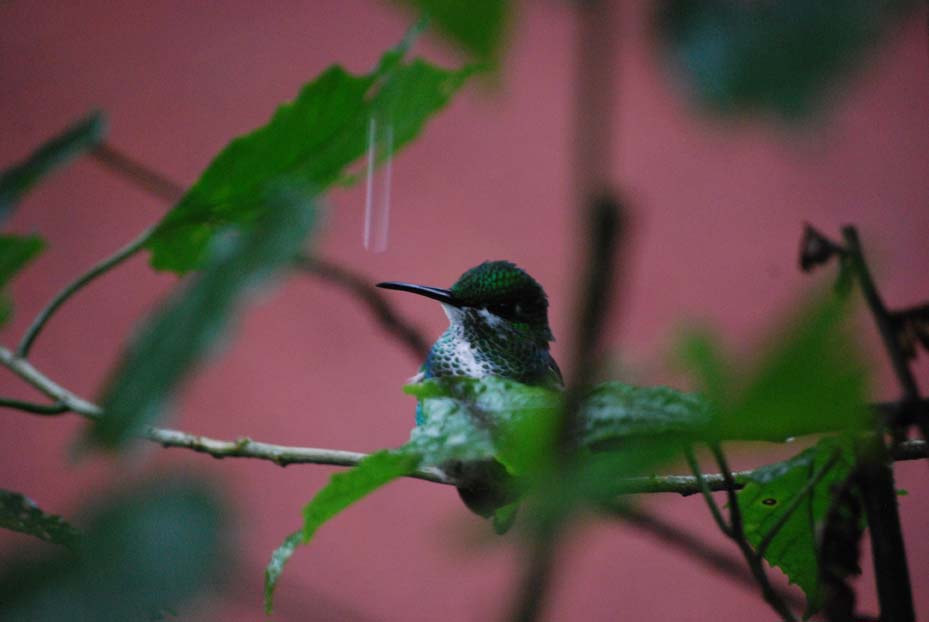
[409,377,709,471]
[0,234,46,327]
[147,38,474,273]
[301,451,420,541]
[739,437,856,617]
[93,186,316,449]
[409,377,559,471]
[655,0,918,118]
[0,112,105,218]
[265,451,419,614]
[269,377,708,608]
[0,490,80,549]
[393,1,512,62]
[0,479,227,622]
[680,293,870,441]
[581,382,711,448]
[0,234,45,286]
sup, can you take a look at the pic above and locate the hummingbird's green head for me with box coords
[378,261,554,344]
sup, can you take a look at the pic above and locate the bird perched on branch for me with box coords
[378,261,562,527]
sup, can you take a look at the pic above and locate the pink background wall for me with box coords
[2,1,927,620]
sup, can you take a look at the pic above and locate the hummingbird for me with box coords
[377,261,562,522]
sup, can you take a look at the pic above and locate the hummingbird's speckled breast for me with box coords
[424,306,561,387]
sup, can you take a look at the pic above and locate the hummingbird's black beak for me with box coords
[376,281,459,306]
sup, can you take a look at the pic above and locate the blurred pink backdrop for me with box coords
[1,1,928,620]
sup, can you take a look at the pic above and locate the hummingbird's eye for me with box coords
[488,302,517,318]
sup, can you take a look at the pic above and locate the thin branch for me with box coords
[17,226,156,358]
[90,142,185,202]
[840,226,918,622]
[855,435,916,622]
[294,254,430,361]
[147,426,450,483]
[710,443,798,622]
[0,346,102,415]
[87,141,431,363]
[1,345,926,494]
[605,504,807,612]
[841,226,922,402]
[684,446,733,537]
[0,397,68,415]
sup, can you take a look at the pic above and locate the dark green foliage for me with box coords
[819,472,864,621]
[680,294,869,441]
[394,0,511,62]
[0,480,227,622]
[738,437,856,617]
[93,187,316,449]
[656,0,918,118]
[147,39,474,273]
[0,234,46,326]
[0,112,105,218]
[0,490,80,549]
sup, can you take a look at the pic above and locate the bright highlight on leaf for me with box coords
[0,111,105,219]
[147,33,475,272]
[93,187,317,449]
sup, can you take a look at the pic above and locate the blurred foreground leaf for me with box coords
[93,187,316,449]
[0,479,227,622]
[680,294,869,441]
[0,234,45,326]
[0,490,79,549]
[0,112,105,218]
[148,33,474,272]
[581,382,710,447]
[394,0,511,62]
[656,0,918,118]
[739,437,856,617]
